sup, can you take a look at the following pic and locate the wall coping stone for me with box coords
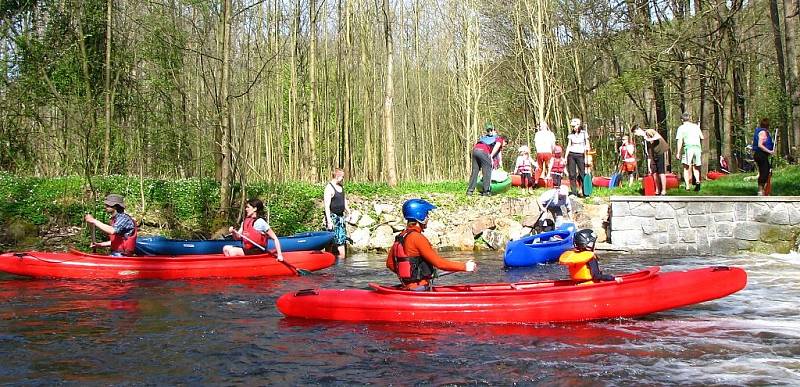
[610,196,800,203]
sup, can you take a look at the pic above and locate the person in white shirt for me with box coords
[675,112,704,191]
[538,185,572,226]
[565,118,590,197]
[533,122,556,183]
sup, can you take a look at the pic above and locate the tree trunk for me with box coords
[382,0,397,186]
[103,0,112,175]
[218,0,233,216]
[784,0,800,155]
[307,0,318,181]
[770,0,790,157]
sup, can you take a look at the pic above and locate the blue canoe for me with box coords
[503,223,576,267]
[135,231,334,256]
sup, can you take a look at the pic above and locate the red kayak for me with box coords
[276,266,746,323]
[707,170,727,180]
[0,250,335,280]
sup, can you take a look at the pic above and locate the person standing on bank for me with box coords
[84,194,138,256]
[675,112,704,191]
[223,199,284,260]
[467,123,503,196]
[386,199,476,291]
[565,118,590,197]
[636,128,670,195]
[324,168,350,258]
[752,118,775,196]
[533,122,556,182]
[619,134,637,187]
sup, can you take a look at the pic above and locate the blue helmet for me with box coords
[402,199,437,223]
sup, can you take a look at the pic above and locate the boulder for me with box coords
[482,229,508,250]
[471,217,496,236]
[369,225,395,250]
[347,210,362,225]
[522,213,545,228]
[5,218,38,242]
[357,214,376,228]
[442,225,475,251]
[350,228,371,250]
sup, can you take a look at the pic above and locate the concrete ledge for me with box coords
[609,196,800,255]
[610,195,800,203]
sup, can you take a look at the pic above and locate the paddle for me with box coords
[235,231,311,276]
[91,223,97,253]
[528,193,556,236]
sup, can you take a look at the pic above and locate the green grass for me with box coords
[663,165,800,197]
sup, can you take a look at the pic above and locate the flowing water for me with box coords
[0,251,798,385]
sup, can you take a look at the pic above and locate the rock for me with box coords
[471,217,495,236]
[423,229,441,246]
[426,220,447,234]
[357,214,375,228]
[442,225,475,251]
[5,218,38,242]
[482,229,508,250]
[347,210,362,225]
[350,228,371,250]
[522,213,544,228]
[369,225,395,250]
[210,227,230,240]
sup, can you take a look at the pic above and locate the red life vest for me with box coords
[551,158,565,174]
[240,217,267,250]
[109,215,138,256]
[620,143,636,162]
[389,230,436,283]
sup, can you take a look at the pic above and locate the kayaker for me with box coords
[386,199,476,291]
[324,168,349,258]
[538,185,572,227]
[223,198,284,260]
[558,229,621,284]
[84,194,138,256]
[467,123,503,196]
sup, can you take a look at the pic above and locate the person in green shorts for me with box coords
[675,112,704,191]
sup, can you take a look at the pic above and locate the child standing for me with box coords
[549,145,565,187]
[515,145,535,191]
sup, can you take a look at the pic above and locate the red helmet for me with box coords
[553,145,563,155]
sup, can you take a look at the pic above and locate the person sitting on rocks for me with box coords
[386,199,476,291]
[538,185,572,227]
[559,229,621,285]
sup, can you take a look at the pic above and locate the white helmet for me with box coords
[570,118,582,128]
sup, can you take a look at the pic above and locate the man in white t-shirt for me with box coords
[538,185,572,226]
[675,112,704,191]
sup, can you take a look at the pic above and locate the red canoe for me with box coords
[707,170,727,180]
[643,173,681,195]
[0,250,335,280]
[276,266,746,323]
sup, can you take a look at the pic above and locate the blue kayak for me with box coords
[503,223,576,267]
[135,231,334,256]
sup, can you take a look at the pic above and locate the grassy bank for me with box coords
[1,166,797,248]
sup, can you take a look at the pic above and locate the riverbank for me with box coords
[2,169,799,254]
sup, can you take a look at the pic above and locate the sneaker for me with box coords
[694,183,701,192]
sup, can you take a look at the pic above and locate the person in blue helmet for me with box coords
[386,199,476,291]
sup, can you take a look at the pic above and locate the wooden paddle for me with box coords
[235,231,311,276]
[91,223,97,253]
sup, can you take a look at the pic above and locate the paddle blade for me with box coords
[281,260,312,276]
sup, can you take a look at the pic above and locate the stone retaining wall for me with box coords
[609,196,800,255]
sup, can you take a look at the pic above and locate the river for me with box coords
[0,251,798,385]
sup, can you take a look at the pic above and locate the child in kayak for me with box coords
[558,229,621,284]
[386,199,476,291]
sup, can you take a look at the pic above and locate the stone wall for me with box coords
[609,196,800,255]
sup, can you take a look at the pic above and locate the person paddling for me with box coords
[386,199,476,291]
[558,229,621,285]
[223,199,284,261]
[84,194,138,256]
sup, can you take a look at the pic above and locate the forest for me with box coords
[1,0,798,210]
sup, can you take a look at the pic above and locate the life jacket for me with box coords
[558,250,595,282]
[752,127,774,155]
[620,143,636,163]
[516,156,532,174]
[109,214,138,256]
[241,217,267,250]
[551,158,565,174]
[389,230,436,283]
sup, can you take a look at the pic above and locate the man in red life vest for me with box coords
[386,199,476,291]
[84,194,138,256]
